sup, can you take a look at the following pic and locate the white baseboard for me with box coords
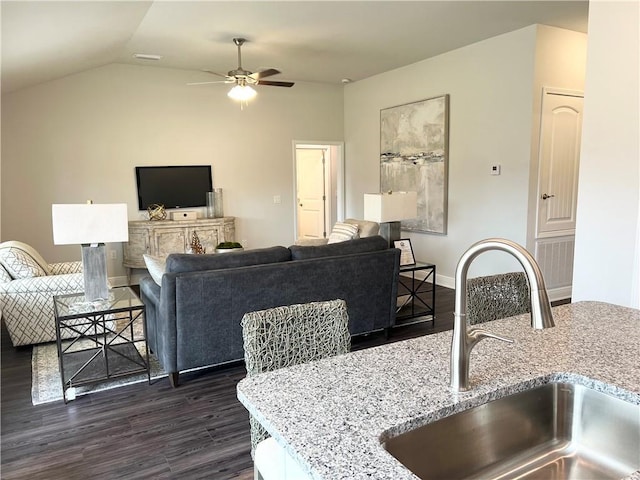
[400,269,454,289]
[108,275,130,287]
[402,269,571,302]
[436,274,454,289]
[547,285,572,303]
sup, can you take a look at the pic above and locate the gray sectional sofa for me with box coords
[139,235,400,386]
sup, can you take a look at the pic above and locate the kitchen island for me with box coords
[237,301,640,479]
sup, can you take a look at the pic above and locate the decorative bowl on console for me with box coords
[215,242,244,254]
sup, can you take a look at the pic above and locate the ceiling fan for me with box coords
[188,38,294,102]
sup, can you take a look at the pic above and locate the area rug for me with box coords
[31,341,166,405]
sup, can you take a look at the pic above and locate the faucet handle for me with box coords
[469,328,514,345]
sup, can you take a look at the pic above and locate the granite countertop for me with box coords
[237,301,640,479]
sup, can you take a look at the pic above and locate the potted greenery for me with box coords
[215,241,244,254]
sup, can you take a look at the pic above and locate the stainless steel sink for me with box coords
[383,383,640,479]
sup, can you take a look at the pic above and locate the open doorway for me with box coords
[293,141,344,242]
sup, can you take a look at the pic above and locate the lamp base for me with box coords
[379,221,401,248]
[81,243,109,301]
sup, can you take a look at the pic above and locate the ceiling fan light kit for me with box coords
[190,37,294,107]
[227,84,257,101]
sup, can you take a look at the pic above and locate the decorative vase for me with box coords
[206,192,215,219]
[213,188,224,218]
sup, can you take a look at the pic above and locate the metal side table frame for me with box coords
[396,262,436,326]
[54,286,150,403]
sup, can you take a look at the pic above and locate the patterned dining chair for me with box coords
[466,271,531,325]
[241,299,350,479]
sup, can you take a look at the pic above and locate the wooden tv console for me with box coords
[123,217,236,272]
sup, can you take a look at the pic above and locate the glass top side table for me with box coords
[54,286,143,318]
[54,286,149,403]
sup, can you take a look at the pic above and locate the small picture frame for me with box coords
[394,239,416,266]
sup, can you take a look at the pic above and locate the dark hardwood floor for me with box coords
[1,285,455,479]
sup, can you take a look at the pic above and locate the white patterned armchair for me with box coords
[0,241,84,346]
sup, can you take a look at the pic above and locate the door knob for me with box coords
[541,193,555,200]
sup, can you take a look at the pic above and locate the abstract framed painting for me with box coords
[380,94,450,234]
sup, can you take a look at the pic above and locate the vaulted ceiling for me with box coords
[1,1,589,94]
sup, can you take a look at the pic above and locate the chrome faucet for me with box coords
[450,238,555,392]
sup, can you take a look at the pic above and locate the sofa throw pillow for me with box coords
[327,222,359,244]
[344,218,380,237]
[0,247,49,279]
[143,254,166,286]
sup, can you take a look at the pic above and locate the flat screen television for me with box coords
[135,165,213,210]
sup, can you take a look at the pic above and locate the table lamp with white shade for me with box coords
[363,191,418,247]
[52,203,129,301]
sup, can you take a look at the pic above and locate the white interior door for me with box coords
[537,92,583,235]
[535,88,584,299]
[296,148,326,240]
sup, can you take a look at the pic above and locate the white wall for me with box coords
[345,26,540,285]
[344,24,588,287]
[1,63,344,277]
[573,0,640,308]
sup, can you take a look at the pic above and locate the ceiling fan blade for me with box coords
[187,80,229,86]
[203,69,230,78]
[250,68,281,80]
[257,80,295,87]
